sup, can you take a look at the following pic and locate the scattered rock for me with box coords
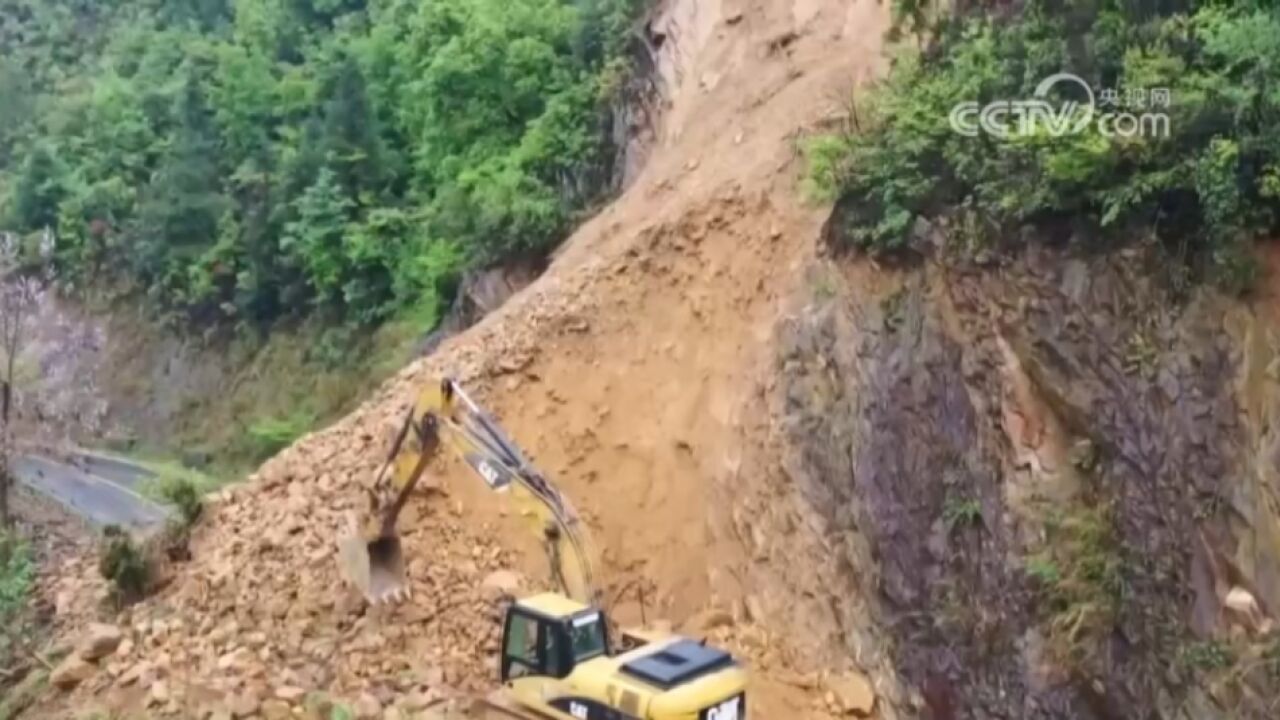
[1224,586,1273,634]
[260,699,292,720]
[226,692,262,718]
[116,661,149,687]
[481,569,522,598]
[51,655,95,690]
[79,623,123,661]
[55,590,76,618]
[275,685,307,702]
[148,680,171,707]
[401,691,433,711]
[219,647,250,671]
[354,692,382,720]
[826,672,876,717]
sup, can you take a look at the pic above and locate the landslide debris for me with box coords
[48,430,518,713]
[33,0,896,717]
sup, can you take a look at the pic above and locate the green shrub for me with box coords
[146,474,203,526]
[1179,640,1234,672]
[246,411,315,460]
[1025,506,1126,671]
[1026,558,1061,586]
[0,531,34,623]
[810,1,1280,293]
[97,526,149,603]
[136,458,219,526]
[0,666,47,720]
[942,495,982,529]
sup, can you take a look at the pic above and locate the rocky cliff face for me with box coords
[770,242,1280,718]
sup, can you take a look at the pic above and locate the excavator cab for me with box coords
[501,593,611,682]
[496,593,748,720]
[339,378,750,720]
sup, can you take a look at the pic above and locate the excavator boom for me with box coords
[338,378,599,606]
[337,378,750,720]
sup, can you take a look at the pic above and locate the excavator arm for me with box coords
[338,378,600,607]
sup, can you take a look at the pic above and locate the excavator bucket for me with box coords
[336,377,599,607]
[337,402,441,604]
[337,514,409,603]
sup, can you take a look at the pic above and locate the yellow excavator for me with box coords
[337,378,748,720]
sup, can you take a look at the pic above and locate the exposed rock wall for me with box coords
[772,245,1280,718]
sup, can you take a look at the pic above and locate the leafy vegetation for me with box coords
[145,473,204,525]
[1179,639,1235,671]
[0,532,44,718]
[0,668,47,720]
[942,494,982,529]
[133,452,225,496]
[1025,505,1126,671]
[246,410,316,460]
[0,0,640,330]
[0,531,33,623]
[808,0,1280,291]
[98,525,150,604]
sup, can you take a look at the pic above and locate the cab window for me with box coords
[543,623,569,678]
[569,612,608,663]
[504,612,541,679]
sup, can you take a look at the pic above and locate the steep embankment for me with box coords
[764,242,1280,719]
[20,288,429,468]
[41,0,890,718]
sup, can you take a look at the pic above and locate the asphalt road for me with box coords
[73,451,156,491]
[13,453,169,532]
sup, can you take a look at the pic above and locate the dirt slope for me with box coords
[42,0,890,717]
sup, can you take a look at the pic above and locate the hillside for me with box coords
[33,0,892,718]
[17,0,1280,719]
[0,0,659,471]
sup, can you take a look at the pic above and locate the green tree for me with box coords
[160,0,232,31]
[281,166,352,307]
[0,0,641,328]
[10,144,65,231]
[0,58,34,166]
[320,56,386,202]
[134,72,228,299]
[810,1,1280,292]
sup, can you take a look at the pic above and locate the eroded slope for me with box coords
[41,0,891,717]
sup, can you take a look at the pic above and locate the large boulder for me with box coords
[79,623,123,661]
[51,655,96,690]
[481,569,523,598]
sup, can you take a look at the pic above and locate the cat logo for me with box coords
[568,701,589,719]
[466,453,509,489]
[705,695,742,720]
[476,459,501,487]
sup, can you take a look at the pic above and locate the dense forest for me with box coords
[0,0,638,330]
[810,0,1280,293]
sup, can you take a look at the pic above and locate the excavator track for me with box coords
[419,696,552,720]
